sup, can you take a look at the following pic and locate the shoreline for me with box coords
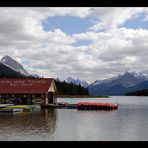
[56,95,109,98]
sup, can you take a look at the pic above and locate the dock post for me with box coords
[45,93,48,104]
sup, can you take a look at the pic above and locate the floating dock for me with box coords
[41,102,118,110]
[77,102,118,110]
[0,104,13,109]
[0,108,23,113]
[41,103,77,109]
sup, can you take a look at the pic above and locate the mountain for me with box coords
[126,80,148,94]
[0,62,27,78]
[0,55,40,78]
[105,72,146,88]
[88,71,148,96]
[66,77,89,88]
[90,75,121,86]
[1,55,28,75]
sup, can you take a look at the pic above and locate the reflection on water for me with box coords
[0,108,57,141]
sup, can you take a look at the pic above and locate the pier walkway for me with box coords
[0,104,13,108]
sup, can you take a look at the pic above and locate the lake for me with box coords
[0,96,148,141]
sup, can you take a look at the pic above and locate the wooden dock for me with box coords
[0,108,23,113]
[0,104,13,109]
[41,103,77,109]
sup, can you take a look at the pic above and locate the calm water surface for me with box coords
[0,96,148,141]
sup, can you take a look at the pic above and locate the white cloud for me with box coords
[89,7,143,31]
[143,15,148,21]
[31,7,92,18]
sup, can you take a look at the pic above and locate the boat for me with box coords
[6,105,36,111]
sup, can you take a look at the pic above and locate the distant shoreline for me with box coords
[57,95,109,98]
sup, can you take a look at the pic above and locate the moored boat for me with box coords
[6,105,36,111]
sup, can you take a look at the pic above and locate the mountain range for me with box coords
[66,77,89,88]
[88,71,148,96]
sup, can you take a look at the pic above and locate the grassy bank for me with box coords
[57,95,109,98]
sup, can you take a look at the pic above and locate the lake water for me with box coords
[0,96,148,141]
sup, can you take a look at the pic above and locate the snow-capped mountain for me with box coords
[88,71,148,96]
[90,71,148,87]
[66,77,89,88]
[0,55,40,78]
[0,62,28,78]
[90,75,120,86]
[132,71,148,80]
[1,55,28,75]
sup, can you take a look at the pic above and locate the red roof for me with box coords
[0,78,53,94]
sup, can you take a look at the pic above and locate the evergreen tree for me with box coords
[55,79,89,95]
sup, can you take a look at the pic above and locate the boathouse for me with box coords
[0,78,58,105]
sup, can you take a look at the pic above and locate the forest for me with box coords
[126,89,148,96]
[55,80,89,96]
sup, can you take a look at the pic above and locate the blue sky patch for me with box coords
[120,13,148,29]
[71,40,91,47]
[21,59,30,65]
[42,15,96,35]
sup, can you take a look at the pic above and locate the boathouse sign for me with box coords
[0,79,46,87]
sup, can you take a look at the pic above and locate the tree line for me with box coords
[126,89,148,96]
[55,79,89,95]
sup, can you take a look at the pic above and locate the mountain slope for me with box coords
[1,55,28,75]
[0,55,40,78]
[126,80,148,94]
[89,72,148,96]
[0,62,27,78]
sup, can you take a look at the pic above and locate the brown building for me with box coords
[0,78,58,105]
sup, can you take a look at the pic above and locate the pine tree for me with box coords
[55,79,89,95]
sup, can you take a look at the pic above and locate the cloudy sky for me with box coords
[1,7,148,83]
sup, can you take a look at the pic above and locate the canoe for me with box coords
[6,105,35,110]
